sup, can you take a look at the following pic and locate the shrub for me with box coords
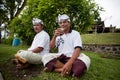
[2,37,14,45]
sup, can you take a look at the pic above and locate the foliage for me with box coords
[0,0,24,24]
[8,0,102,43]
[0,0,8,24]
[1,36,13,45]
[115,28,120,33]
[9,17,35,45]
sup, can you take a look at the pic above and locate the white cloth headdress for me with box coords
[58,14,70,23]
[32,18,44,25]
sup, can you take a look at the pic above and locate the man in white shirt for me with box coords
[42,14,90,78]
[12,18,50,69]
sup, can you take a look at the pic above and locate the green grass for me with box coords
[0,44,120,80]
[35,51,120,80]
[81,33,120,44]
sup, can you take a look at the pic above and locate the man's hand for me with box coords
[54,28,64,37]
[61,62,72,77]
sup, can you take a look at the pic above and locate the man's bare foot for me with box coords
[43,67,48,72]
[54,60,64,68]
[16,63,30,70]
[11,59,19,65]
[43,67,64,73]
[54,68,63,73]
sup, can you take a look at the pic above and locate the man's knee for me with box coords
[72,59,86,77]
[42,54,58,66]
[45,58,57,71]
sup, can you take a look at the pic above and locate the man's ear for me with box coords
[41,24,44,28]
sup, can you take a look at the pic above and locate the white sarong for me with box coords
[15,50,42,64]
[42,53,91,71]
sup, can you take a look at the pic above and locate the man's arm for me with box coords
[50,28,63,49]
[50,35,57,49]
[31,47,43,53]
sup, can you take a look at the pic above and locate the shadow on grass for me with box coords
[0,58,44,80]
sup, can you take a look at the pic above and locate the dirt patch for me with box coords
[0,58,44,80]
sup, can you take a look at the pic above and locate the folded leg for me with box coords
[71,59,86,77]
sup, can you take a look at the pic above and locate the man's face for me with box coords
[59,19,70,31]
[33,23,43,33]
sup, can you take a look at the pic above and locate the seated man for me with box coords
[12,18,50,69]
[42,14,91,78]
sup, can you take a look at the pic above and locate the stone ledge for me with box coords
[83,44,120,54]
[83,44,120,46]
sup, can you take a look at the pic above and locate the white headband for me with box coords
[32,18,43,25]
[58,14,70,23]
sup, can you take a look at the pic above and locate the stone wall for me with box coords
[82,44,120,54]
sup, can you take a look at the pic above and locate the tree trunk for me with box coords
[14,0,27,17]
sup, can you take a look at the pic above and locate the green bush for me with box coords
[2,37,14,45]
[8,0,101,44]
[115,28,120,33]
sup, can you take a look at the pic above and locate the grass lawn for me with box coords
[81,33,120,44]
[0,44,120,80]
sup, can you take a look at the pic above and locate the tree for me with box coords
[0,0,8,24]
[0,0,27,24]
[9,0,102,44]
[0,0,27,43]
